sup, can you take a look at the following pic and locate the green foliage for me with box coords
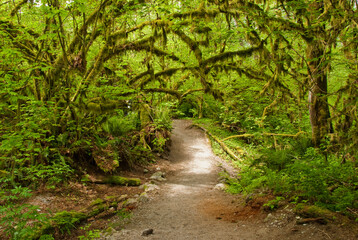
[198,120,357,216]
[264,196,285,211]
[230,146,358,213]
[0,186,51,240]
[21,158,74,185]
[78,224,101,240]
[178,97,199,118]
[1,0,357,223]
[102,111,139,137]
[153,102,173,131]
[51,211,86,234]
[116,208,132,220]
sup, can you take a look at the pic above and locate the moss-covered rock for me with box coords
[103,176,141,186]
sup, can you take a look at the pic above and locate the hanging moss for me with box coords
[174,29,202,62]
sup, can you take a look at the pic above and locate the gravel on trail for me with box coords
[104,120,357,240]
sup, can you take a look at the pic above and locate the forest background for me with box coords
[0,0,357,239]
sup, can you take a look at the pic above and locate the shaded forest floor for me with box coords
[10,120,358,239]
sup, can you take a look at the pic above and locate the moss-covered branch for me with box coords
[31,195,128,239]
[129,67,188,86]
[142,88,182,99]
[173,29,202,63]
[181,88,205,98]
[202,43,263,66]
[192,124,241,162]
[221,132,305,142]
[10,0,27,16]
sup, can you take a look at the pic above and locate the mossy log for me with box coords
[101,176,141,186]
[191,124,241,162]
[31,195,128,239]
[220,131,305,142]
[295,204,335,221]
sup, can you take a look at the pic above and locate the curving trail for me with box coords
[105,120,352,240]
[107,119,241,239]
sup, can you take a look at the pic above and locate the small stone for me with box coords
[123,198,138,207]
[138,192,150,203]
[105,227,115,234]
[264,213,274,223]
[214,183,226,190]
[143,169,149,173]
[142,228,154,236]
[156,167,161,171]
[141,183,160,192]
[150,171,166,181]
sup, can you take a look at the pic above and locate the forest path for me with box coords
[104,119,344,240]
[106,119,245,239]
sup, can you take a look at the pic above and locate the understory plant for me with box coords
[0,186,52,240]
[229,145,358,215]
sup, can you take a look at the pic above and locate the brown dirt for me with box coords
[3,119,357,240]
[102,119,358,240]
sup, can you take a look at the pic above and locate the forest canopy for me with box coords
[0,0,357,237]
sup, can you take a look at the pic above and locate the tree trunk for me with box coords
[306,1,332,147]
[307,40,331,147]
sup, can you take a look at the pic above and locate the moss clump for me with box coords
[105,195,117,200]
[91,198,104,206]
[104,176,141,186]
[295,204,335,221]
[52,211,87,232]
[35,211,87,237]
[81,174,91,182]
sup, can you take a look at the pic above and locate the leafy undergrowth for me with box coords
[193,118,358,222]
[0,103,173,239]
[0,166,153,240]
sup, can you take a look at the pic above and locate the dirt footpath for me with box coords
[104,119,357,240]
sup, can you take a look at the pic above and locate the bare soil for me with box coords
[3,119,356,240]
[103,119,358,240]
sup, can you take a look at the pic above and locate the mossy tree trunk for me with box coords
[305,1,333,147]
[306,40,331,147]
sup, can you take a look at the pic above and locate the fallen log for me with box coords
[221,131,305,142]
[31,195,128,239]
[296,217,327,225]
[191,123,241,162]
[97,176,141,186]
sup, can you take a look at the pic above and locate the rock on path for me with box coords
[104,119,242,239]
